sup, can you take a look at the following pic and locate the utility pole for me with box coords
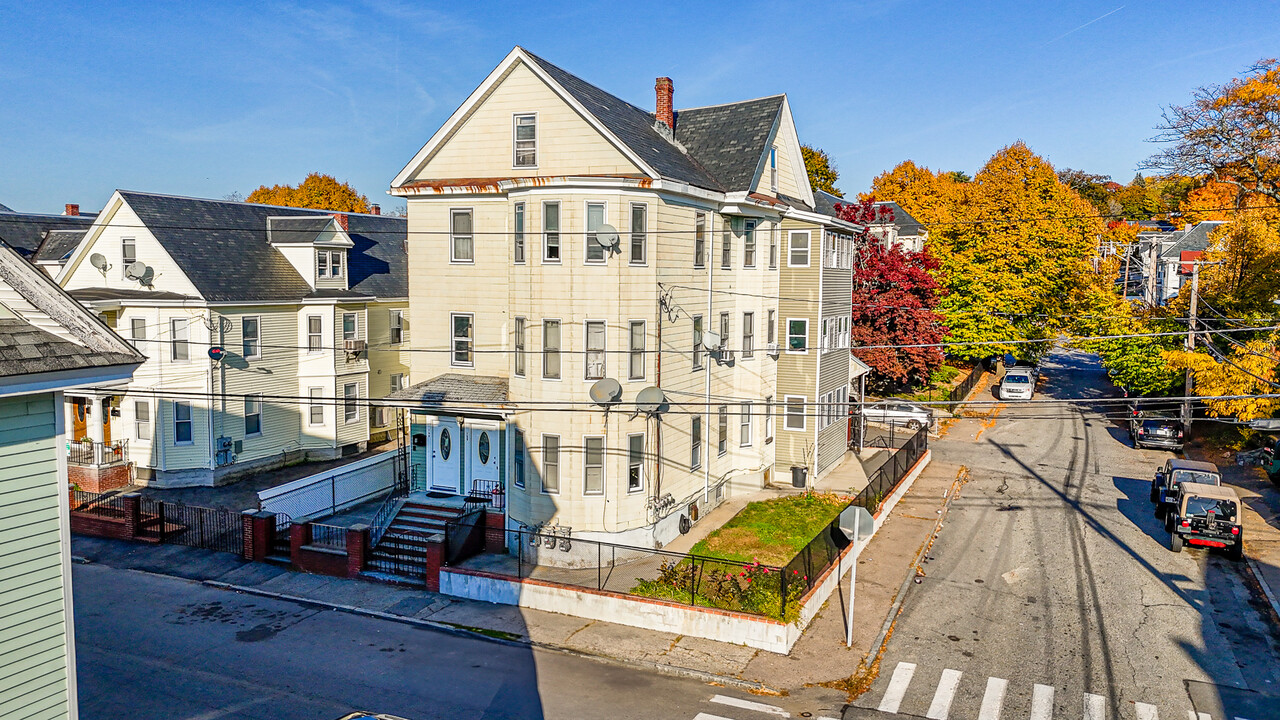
[1183,264,1202,428]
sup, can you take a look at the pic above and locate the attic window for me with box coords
[514,114,537,167]
[317,249,344,278]
[122,237,136,279]
[770,146,778,193]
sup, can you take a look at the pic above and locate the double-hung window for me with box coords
[787,318,808,352]
[316,250,343,278]
[170,319,189,361]
[628,321,644,380]
[691,416,702,469]
[390,309,404,344]
[767,310,776,346]
[764,396,774,441]
[342,313,357,342]
[627,434,644,493]
[630,204,647,264]
[130,318,146,350]
[719,313,730,353]
[542,435,560,493]
[769,223,778,269]
[789,230,810,267]
[450,209,474,263]
[173,401,193,444]
[543,320,561,379]
[307,316,323,352]
[330,250,343,277]
[317,250,328,277]
[134,401,150,441]
[514,317,526,377]
[784,396,806,431]
[242,317,260,359]
[451,313,473,366]
[121,237,136,278]
[742,312,754,358]
[514,114,537,167]
[583,436,604,495]
[717,405,728,456]
[585,202,606,263]
[721,219,732,269]
[694,213,706,268]
[309,387,324,426]
[245,395,262,436]
[513,202,526,264]
[543,202,560,262]
[513,431,526,488]
[740,402,753,447]
[692,315,703,370]
[585,321,606,379]
[343,383,359,423]
[769,146,778,193]
[743,220,757,268]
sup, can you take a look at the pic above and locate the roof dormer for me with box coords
[267,214,355,290]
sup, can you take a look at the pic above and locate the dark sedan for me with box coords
[1131,416,1185,450]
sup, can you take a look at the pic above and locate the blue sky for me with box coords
[2,1,1278,215]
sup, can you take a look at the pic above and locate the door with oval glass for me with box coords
[431,418,462,492]
[468,423,500,498]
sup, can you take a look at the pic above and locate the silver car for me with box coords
[861,399,935,431]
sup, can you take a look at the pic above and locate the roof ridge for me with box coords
[117,189,395,218]
[675,94,786,113]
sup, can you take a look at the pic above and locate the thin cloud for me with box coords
[1042,6,1124,47]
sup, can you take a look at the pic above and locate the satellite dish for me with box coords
[89,253,108,272]
[124,262,147,281]
[635,386,666,415]
[588,378,623,407]
[593,224,620,251]
[139,265,156,285]
[702,331,722,352]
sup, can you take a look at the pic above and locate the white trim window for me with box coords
[307,315,323,352]
[170,318,189,361]
[740,401,753,447]
[585,202,607,263]
[543,319,561,379]
[342,313,358,342]
[134,400,150,441]
[770,146,779,193]
[316,250,343,278]
[788,230,811,267]
[543,202,561,262]
[691,416,702,470]
[309,387,324,426]
[744,219,757,268]
[784,395,807,431]
[451,313,474,366]
[121,237,136,278]
[694,212,707,269]
[787,318,808,353]
[513,431,526,489]
[742,312,754,359]
[343,382,359,423]
[173,401,193,444]
[717,405,729,456]
[513,202,526,264]
[764,396,774,441]
[627,433,644,493]
[629,203,647,265]
[130,318,146,350]
[542,434,560,494]
[692,315,704,370]
[390,373,404,395]
[317,249,328,277]
[721,218,733,269]
[450,209,474,263]
[245,394,262,436]
[390,309,405,344]
[242,316,261,359]
[514,317,527,377]
[513,113,537,167]
[585,320,606,380]
[769,222,779,270]
[331,250,343,278]
[719,312,730,354]
[628,320,645,380]
[583,436,605,495]
[767,310,776,346]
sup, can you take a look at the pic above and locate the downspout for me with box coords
[813,228,824,482]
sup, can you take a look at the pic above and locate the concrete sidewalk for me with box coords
[1197,451,1280,623]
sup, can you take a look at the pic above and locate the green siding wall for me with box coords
[0,393,71,720]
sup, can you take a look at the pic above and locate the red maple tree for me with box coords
[835,198,948,389]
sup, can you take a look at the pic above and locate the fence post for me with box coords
[597,542,602,591]
[123,493,141,540]
[780,567,788,620]
[346,524,370,578]
[689,556,696,607]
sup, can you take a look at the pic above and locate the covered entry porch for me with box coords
[63,388,131,492]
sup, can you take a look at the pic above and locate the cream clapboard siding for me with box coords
[753,112,805,202]
[297,306,338,450]
[122,308,214,471]
[367,300,411,431]
[333,304,369,448]
[774,219,822,473]
[0,393,73,720]
[409,60,642,182]
[217,307,306,463]
[59,196,201,299]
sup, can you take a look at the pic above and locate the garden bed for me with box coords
[688,493,850,566]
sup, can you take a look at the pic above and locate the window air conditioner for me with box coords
[587,362,605,379]
[766,343,780,356]
[343,339,367,353]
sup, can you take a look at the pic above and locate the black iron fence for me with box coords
[467,479,505,510]
[68,439,128,466]
[161,502,244,555]
[309,523,347,551]
[948,364,985,403]
[70,489,127,518]
[271,513,293,557]
[367,529,435,579]
[443,508,486,566]
[507,528,802,622]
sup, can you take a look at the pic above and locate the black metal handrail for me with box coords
[948,364,985,403]
[309,523,347,550]
[467,479,505,510]
[443,506,486,566]
[68,439,128,467]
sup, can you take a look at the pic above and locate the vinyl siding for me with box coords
[0,393,72,720]
[59,196,202,298]
[774,219,821,472]
[753,112,806,201]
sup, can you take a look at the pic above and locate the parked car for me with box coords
[999,367,1036,400]
[1150,458,1222,518]
[861,399,934,431]
[1130,414,1185,450]
[1166,482,1244,560]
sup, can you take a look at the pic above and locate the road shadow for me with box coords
[1111,475,1176,552]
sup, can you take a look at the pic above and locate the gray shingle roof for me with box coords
[674,96,784,190]
[813,190,845,218]
[347,215,409,299]
[34,229,87,264]
[0,212,94,258]
[874,201,925,237]
[0,318,140,377]
[116,192,407,303]
[266,216,332,244]
[0,202,12,212]
[385,373,509,406]
[68,288,195,302]
[1160,221,1227,260]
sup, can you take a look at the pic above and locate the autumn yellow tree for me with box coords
[801,146,841,196]
[1165,339,1280,420]
[247,173,371,213]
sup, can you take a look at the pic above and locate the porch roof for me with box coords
[383,373,509,409]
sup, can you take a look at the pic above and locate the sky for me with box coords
[2,0,1279,215]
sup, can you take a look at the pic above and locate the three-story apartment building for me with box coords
[388,48,861,545]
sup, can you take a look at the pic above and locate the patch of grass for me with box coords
[689,493,849,566]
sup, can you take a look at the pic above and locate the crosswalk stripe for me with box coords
[710,695,789,717]
[693,715,735,720]
[1030,684,1056,720]
[926,668,963,720]
[1198,713,1211,720]
[879,662,917,714]
[1135,702,1159,720]
[1084,692,1107,720]
[978,677,1008,720]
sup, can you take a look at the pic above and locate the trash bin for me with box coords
[790,465,808,488]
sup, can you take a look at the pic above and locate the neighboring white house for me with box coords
[51,191,410,488]
[0,244,143,720]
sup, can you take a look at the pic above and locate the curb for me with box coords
[1245,557,1280,623]
[201,580,772,693]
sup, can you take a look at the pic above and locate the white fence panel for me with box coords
[258,450,398,521]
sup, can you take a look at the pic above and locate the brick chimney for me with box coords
[64,203,79,216]
[370,204,381,216]
[655,77,674,130]
[331,213,349,231]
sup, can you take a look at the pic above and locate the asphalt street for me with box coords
[847,350,1280,720]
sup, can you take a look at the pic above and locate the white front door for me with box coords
[468,426,500,496]
[431,418,462,492]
